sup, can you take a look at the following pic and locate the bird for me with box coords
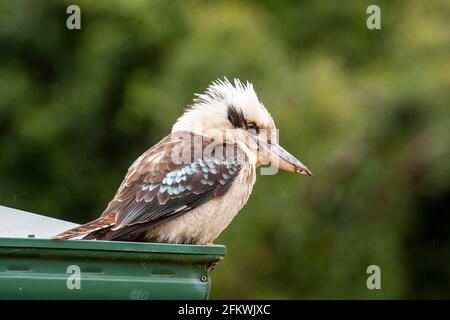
[52,78,312,244]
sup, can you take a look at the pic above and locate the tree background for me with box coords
[0,0,448,298]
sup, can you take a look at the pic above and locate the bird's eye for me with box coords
[247,122,259,134]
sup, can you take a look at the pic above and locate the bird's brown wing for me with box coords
[53,131,243,241]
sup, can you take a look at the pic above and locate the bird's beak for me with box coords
[256,137,312,176]
[267,142,312,175]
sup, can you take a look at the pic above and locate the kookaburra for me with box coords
[52,79,311,244]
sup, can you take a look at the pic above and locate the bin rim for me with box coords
[0,237,226,256]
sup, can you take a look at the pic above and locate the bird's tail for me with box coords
[51,212,116,240]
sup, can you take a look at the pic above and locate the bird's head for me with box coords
[172,78,311,175]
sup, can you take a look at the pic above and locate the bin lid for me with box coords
[0,205,226,256]
[0,206,225,300]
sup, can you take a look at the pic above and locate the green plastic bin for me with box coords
[0,237,225,300]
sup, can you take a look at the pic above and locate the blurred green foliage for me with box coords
[0,0,449,298]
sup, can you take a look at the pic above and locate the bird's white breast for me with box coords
[144,162,256,244]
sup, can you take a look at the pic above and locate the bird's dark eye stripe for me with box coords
[227,105,246,128]
[227,105,260,133]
